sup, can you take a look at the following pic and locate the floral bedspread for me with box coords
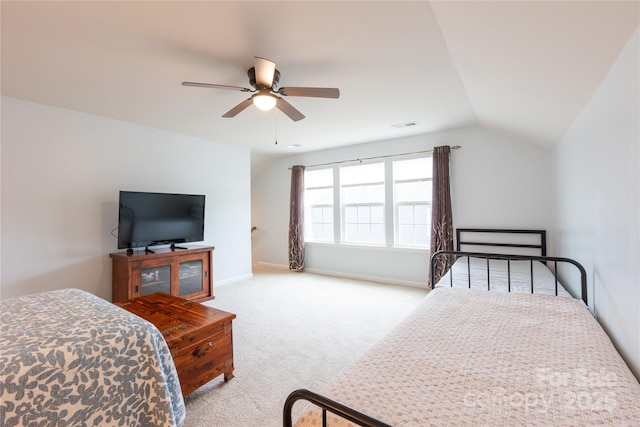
[0,288,186,427]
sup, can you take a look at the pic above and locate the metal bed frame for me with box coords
[282,229,589,427]
[432,251,587,304]
[433,228,587,303]
[454,228,547,255]
[283,389,391,427]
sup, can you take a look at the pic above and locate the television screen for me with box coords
[117,191,205,250]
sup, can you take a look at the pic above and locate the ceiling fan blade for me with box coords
[276,97,305,122]
[222,98,254,118]
[279,87,340,98]
[254,57,276,87]
[182,82,251,92]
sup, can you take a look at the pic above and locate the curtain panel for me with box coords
[289,165,305,271]
[429,145,453,287]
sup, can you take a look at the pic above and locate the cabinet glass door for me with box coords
[179,260,203,296]
[140,265,171,295]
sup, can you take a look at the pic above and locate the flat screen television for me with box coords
[117,191,205,250]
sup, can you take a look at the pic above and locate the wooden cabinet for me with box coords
[115,292,235,395]
[110,246,214,303]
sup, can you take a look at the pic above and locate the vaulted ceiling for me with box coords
[2,1,638,168]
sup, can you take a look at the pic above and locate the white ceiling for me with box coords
[2,1,638,170]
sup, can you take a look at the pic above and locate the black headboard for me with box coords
[455,228,547,256]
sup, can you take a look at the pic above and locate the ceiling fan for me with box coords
[182,57,340,122]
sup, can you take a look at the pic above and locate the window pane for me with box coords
[342,186,357,203]
[307,188,333,205]
[396,181,431,203]
[414,225,429,245]
[340,162,386,245]
[304,156,433,248]
[371,205,384,223]
[393,157,432,181]
[398,224,412,243]
[398,205,414,223]
[357,224,371,241]
[322,224,334,241]
[311,207,323,223]
[305,168,334,242]
[394,156,432,248]
[343,184,384,204]
[371,224,385,242]
[323,207,333,220]
[306,168,333,188]
[345,206,357,223]
[415,204,429,224]
[357,206,370,223]
[345,224,357,241]
[341,163,384,186]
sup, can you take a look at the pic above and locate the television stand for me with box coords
[110,245,214,303]
[145,247,156,254]
[171,244,188,251]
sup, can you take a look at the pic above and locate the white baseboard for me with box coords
[303,267,428,290]
[216,273,253,287]
[251,262,428,289]
[253,262,290,271]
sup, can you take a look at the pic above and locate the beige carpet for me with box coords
[182,265,427,427]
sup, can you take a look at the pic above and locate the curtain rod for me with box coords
[289,145,461,170]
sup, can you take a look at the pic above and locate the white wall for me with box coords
[553,29,639,378]
[1,96,252,301]
[252,126,553,286]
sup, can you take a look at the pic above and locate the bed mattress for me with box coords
[436,256,573,298]
[294,287,640,426]
[0,288,186,427]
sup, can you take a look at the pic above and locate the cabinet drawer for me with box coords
[171,325,234,395]
[168,320,232,357]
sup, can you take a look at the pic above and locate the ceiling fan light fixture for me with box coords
[252,93,277,111]
[183,56,339,121]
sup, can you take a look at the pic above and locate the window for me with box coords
[341,163,385,244]
[393,157,432,247]
[304,155,432,249]
[304,168,334,242]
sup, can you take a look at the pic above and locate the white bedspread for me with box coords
[436,256,573,298]
[294,288,640,426]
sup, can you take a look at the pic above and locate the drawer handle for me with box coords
[193,341,212,358]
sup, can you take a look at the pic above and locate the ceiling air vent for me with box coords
[391,122,417,129]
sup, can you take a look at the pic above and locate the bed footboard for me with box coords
[283,389,391,427]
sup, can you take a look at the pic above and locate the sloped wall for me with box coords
[553,29,639,378]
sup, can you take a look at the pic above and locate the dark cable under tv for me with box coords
[126,243,189,255]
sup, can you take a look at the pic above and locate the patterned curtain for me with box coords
[289,165,305,271]
[429,145,453,287]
